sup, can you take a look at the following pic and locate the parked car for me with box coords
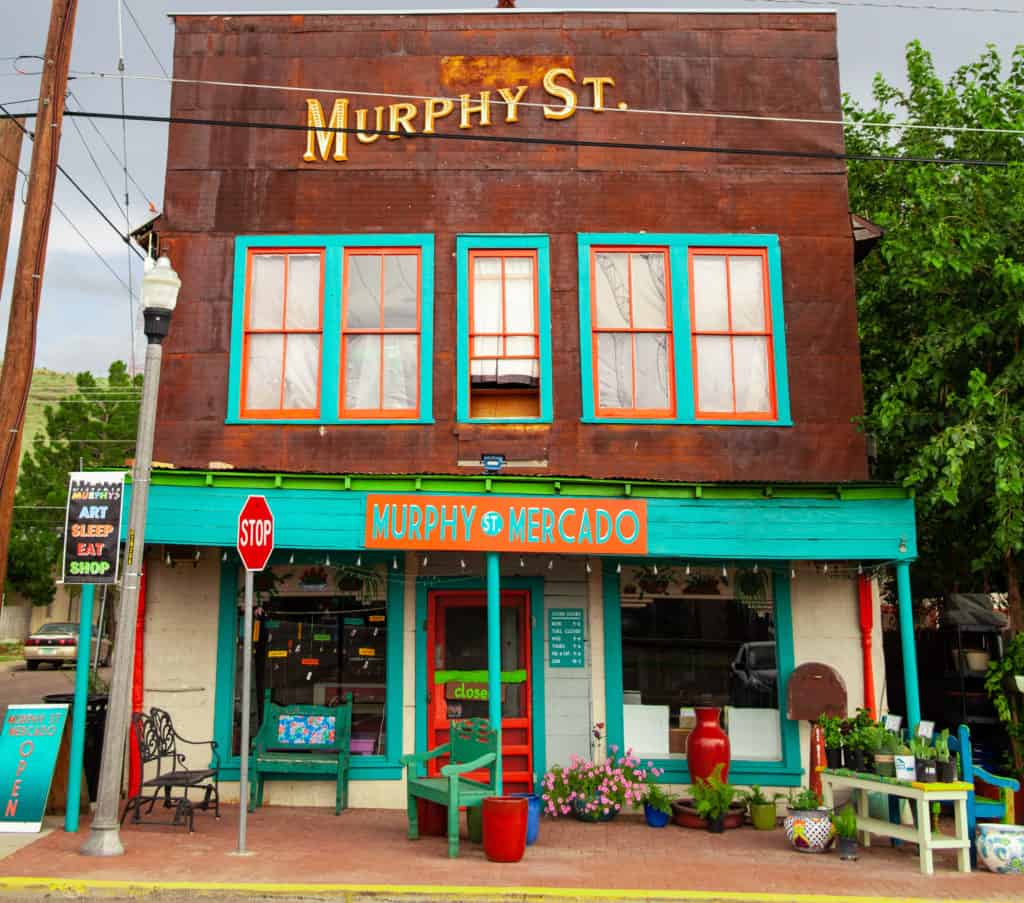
[729,641,777,706]
[24,622,111,671]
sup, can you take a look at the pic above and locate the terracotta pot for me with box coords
[482,796,527,863]
[688,707,730,783]
[671,800,745,830]
[415,798,446,836]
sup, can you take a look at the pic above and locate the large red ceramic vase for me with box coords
[687,707,730,783]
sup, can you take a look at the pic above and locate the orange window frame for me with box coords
[467,249,541,398]
[590,247,676,418]
[689,247,777,422]
[240,248,325,419]
[340,247,422,419]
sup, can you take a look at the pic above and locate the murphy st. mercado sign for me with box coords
[365,495,647,555]
[303,66,624,163]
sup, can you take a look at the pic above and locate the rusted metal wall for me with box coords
[156,11,867,483]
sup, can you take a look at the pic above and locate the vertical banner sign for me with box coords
[548,608,585,668]
[0,705,69,832]
[61,472,125,584]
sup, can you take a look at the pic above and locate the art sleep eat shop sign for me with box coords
[61,472,125,583]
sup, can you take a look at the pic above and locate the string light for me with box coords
[222,551,228,562]
[164,552,171,566]
[460,558,466,569]
[616,562,622,574]
[356,554,362,566]
[823,563,829,574]
[392,555,398,570]
[586,560,592,574]
[753,563,758,573]
[193,549,200,562]
[288,552,295,564]
[325,553,332,566]
[519,557,525,568]
[857,563,863,575]
[548,559,555,570]
[685,563,691,576]
[722,564,727,577]
[422,554,429,567]
[791,567,796,579]
[652,563,658,576]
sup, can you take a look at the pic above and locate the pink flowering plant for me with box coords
[540,727,664,821]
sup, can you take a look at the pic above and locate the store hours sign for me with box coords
[549,609,585,668]
[61,472,125,584]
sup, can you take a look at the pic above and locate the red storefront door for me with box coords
[426,590,532,794]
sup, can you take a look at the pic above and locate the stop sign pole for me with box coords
[236,495,274,854]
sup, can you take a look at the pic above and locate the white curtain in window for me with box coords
[729,256,766,331]
[244,334,283,410]
[347,255,382,328]
[283,334,320,410]
[635,334,670,409]
[286,255,321,329]
[594,253,630,328]
[692,256,729,331]
[597,333,633,409]
[383,255,418,328]
[733,335,771,412]
[381,334,419,410]
[631,253,667,328]
[249,255,285,328]
[344,335,381,410]
[696,335,733,412]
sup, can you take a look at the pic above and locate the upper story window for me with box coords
[690,249,775,420]
[242,251,324,419]
[592,249,674,418]
[578,234,791,426]
[229,235,434,425]
[342,249,421,418]
[456,236,553,424]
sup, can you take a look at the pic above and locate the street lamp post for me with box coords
[82,256,180,857]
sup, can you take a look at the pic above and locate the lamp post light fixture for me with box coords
[82,256,180,857]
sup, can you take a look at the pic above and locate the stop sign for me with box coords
[237,495,274,571]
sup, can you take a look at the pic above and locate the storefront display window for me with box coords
[232,563,389,757]
[619,565,782,762]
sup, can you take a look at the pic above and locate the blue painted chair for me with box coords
[949,723,1020,865]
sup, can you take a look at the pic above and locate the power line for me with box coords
[67,89,157,210]
[123,0,169,78]
[64,108,1014,169]
[68,69,1024,139]
[65,96,123,215]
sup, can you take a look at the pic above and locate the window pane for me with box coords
[594,253,630,328]
[618,566,780,762]
[733,336,772,413]
[497,358,539,384]
[729,256,766,332]
[471,358,499,382]
[597,332,633,409]
[344,334,381,409]
[505,336,537,358]
[635,333,671,410]
[244,334,283,410]
[696,335,733,412]
[472,258,502,334]
[282,333,320,410]
[692,255,729,331]
[473,336,500,357]
[285,254,321,330]
[504,261,535,334]
[346,255,382,329]
[632,253,668,329]
[249,255,285,329]
[383,255,419,328]
[381,334,418,410]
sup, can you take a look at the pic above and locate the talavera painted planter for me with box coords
[784,808,835,853]
[976,823,1024,874]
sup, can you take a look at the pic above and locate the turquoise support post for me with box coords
[486,552,502,791]
[895,562,921,733]
[66,584,95,832]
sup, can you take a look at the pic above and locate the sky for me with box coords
[1,0,1021,375]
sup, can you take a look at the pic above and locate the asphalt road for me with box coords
[0,659,112,721]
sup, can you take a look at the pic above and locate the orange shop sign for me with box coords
[364,495,647,555]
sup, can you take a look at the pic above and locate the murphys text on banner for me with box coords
[303,67,623,163]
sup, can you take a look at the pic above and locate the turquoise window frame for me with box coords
[578,233,792,426]
[602,561,802,786]
[228,234,435,425]
[212,551,405,782]
[414,575,547,790]
[456,235,554,424]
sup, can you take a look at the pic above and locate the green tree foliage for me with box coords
[844,42,1024,628]
[5,362,139,605]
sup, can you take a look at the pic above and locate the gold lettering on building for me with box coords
[302,67,623,164]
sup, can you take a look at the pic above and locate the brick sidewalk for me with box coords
[0,806,1019,901]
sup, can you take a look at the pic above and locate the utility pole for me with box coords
[0,0,79,594]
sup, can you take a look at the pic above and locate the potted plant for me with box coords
[818,714,843,769]
[692,764,737,833]
[634,564,674,596]
[299,564,329,590]
[894,741,916,782]
[832,804,858,861]
[873,728,900,778]
[784,787,834,853]
[743,785,780,830]
[642,781,674,828]
[540,742,654,822]
[843,724,868,773]
[934,729,957,782]
[912,736,938,782]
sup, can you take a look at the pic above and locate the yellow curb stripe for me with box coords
[0,876,1000,903]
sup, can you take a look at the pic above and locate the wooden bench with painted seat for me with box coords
[249,689,353,815]
[401,718,499,858]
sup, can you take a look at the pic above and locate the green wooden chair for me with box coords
[249,689,353,815]
[401,718,499,858]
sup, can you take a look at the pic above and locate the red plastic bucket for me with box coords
[416,798,447,836]
[482,796,528,863]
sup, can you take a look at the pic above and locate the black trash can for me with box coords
[42,693,109,801]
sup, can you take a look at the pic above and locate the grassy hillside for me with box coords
[20,369,108,464]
